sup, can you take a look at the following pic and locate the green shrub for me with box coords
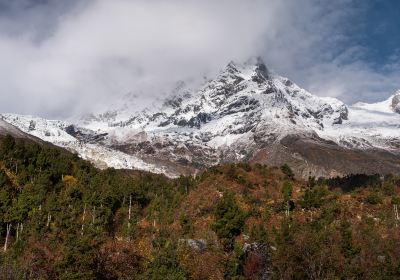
[280,164,294,179]
[179,215,192,235]
[340,219,360,259]
[382,175,396,195]
[366,192,383,205]
[281,181,293,202]
[300,186,329,209]
[391,196,400,205]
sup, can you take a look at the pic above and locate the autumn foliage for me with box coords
[0,136,400,279]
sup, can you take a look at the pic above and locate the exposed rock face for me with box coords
[242,243,271,280]
[179,239,207,251]
[251,134,400,178]
[2,60,400,178]
[392,90,400,113]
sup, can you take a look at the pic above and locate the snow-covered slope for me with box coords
[78,60,348,138]
[2,59,400,177]
[0,116,44,141]
[320,94,400,151]
[0,118,30,138]
[0,114,176,177]
[76,60,349,159]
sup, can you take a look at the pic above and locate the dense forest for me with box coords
[0,135,400,279]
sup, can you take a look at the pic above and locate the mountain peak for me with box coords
[254,56,270,79]
[2,60,400,179]
[224,61,241,75]
[223,57,270,80]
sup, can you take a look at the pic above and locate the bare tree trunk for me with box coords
[46,213,51,227]
[128,194,132,229]
[92,206,96,225]
[3,224,11,252]
[16,223,20,241]
[394,204,399,226]
[285,201,290,217]
[81,204,86,235]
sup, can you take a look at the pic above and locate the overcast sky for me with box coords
[0,0,399,118]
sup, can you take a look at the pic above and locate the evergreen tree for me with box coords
[212,192,246,251]
[340,219,360,259]
[280,164,294,180]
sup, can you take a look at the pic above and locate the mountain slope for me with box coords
[2,135,400,279]
[0,117,44,142]
[0,114,177,177]
[2,59,400,178]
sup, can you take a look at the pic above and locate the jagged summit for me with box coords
[254,57,270,80]
[2,60,400,178]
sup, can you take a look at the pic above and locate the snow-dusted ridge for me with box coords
[2,59,400,177]
[0,114,177,177]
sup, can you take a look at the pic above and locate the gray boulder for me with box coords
[392,90,400,113]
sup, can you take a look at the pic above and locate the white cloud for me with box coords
[0,0,399,118]
[0,0,272,117]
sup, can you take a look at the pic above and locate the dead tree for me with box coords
[285,201,290,218]
[46,213,51,227]
[128,194,132,229]
[92,206,96,225]
[81,204,86,235]
[394,204,399,226]
[16,223,20,241]
[3,224,11,252]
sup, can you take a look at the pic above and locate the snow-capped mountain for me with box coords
[2,59,400,178]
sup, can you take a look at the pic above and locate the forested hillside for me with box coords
[0,135,400,279]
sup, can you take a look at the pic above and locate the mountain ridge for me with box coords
[2,59,400,178]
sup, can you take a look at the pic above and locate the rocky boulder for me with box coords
[392,90,400,113]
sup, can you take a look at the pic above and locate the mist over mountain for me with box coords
[0,0,399,118]
[2,59,399,178]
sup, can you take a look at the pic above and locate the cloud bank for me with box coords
[0,0,399,118]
